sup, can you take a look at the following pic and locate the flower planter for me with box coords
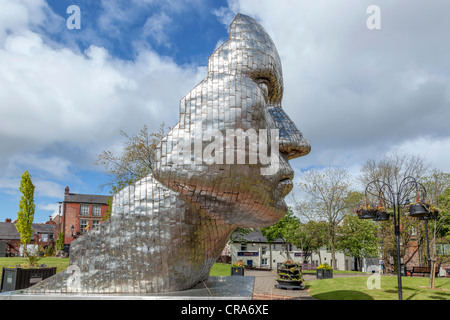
[373,211,390,221]
[275,261,305,290]
[419,210,439,221]
[0,267,56,292]
[275,279,305,290]
[316,269,333,279]
[409,203,429,218]
[231,266,244,276]
[357,209,377,220]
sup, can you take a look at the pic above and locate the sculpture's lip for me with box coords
[277,177,293,197]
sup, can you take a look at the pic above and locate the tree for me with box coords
[292,167,360,269]
[434,186,450,266]
[261,209,299,261]
[359,152,428,190]
[337,215,379,270]
[96,123,169,192]
[437,187,450,239]
[96,123,170,220]
[16,170,36,262]
[422,170,450,250]
[299,220,329,265]
[55,231,65,253]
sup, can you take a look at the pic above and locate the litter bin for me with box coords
[400,264,407,276]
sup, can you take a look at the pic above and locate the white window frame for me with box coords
[80,204,90,216]
[80,219,89,233]
[92,205,101,217]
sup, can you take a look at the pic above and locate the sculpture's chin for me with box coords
[200,194,288,228]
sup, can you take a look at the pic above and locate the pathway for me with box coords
[247,269,368,300]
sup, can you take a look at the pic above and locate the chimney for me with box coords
[65,186,70,195]
[5,218,11,223]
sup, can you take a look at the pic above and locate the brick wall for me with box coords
[63,202,108,244]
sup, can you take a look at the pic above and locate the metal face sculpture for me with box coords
[27,13,310,294]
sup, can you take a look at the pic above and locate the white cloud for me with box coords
[229,0,450,176]
[5,154,72,181]
[0,0,207,182]
[211,6,236,28]
[394,136,450,173]
[142,12,172,46]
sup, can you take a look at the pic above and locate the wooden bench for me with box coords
[301,263,318,270]
[409,266,439,277]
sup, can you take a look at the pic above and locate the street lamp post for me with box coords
[358,176,432,301]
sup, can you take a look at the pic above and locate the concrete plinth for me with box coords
[0,276,254,300]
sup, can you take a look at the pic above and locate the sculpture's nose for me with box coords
[268,106,310,160]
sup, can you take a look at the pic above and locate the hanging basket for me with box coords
[408,203,430,218]
[419,210,439,221]
[357,209,377,219]
[373,211,390,221]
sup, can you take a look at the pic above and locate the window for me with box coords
[240,243,247,251]
[261,258,268,266]
[80,204,90,216]
[92,205,101,216]
[261,246,267,255]
[92,219,101,229]
[80,219,89,233]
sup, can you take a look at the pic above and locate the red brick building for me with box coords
[52,187,109,246]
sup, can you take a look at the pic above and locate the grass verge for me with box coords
[307,275,450,300]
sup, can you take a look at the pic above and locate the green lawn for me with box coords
[307,275,450,300]
[3,258,447,300]
[209,262,231,276]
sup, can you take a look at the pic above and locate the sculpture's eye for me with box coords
[256,78,270,100]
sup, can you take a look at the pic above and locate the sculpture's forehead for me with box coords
[230,14,281,73]
[229,14,278,56]
[208,14,283,100]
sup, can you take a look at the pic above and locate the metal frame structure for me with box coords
[362,176,430,300]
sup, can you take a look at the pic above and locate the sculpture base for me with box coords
[0,276,254,300]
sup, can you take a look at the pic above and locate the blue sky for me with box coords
[1,0,450,223]
[45,0,230,64]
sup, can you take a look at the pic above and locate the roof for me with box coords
[0,222,55,240]
[64,193,109,204]
[230,230,284,244]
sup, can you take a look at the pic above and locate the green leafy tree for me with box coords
[422,172,450,264]
[16,170,36,264]
[437,187,450,239]
[435,187,450,265]
[56,231,65,252]
[261,208,299,261]
[302,220,329,265]
[337,215,380,270]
